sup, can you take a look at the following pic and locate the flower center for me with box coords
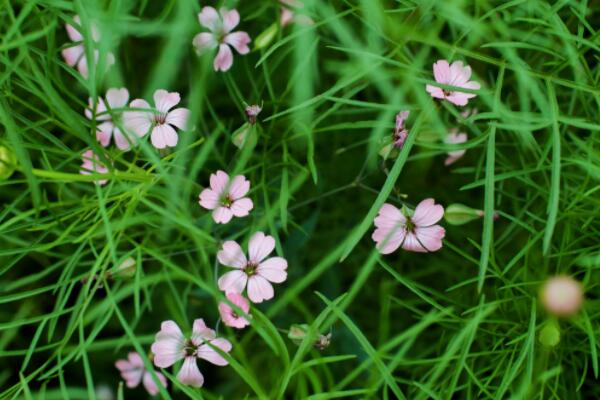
[184,339,197,357]
[443,89,451,96]
[220,194,234,208]
[245,262,258,276]
[153,112,167,125]
[405,217,416,232]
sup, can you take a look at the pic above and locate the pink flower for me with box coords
[372,199,446,253]
[61,15,114,78]
[198,170,253,224]
[86,88,135,150]
[245,104,262,125]
[80,149,109,185]
[393,110,410,149]
[123,90,190,150]
[280,0,314,27]
[115,352,167,396]
[193,7,251,72]
[151,319,232,388]
[425,60,480,106]
[217,232,288,303]
[218,292,251,329]
[444,129,468,166]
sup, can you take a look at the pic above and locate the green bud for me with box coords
[254,23,278,50]
[444,203,483,225]
[539,320,560,347]
[0,145,17,180]
[232,124,258,149]
[288,324,331,350]
[112,257,137,279]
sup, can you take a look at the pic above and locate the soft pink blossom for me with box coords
[193,7,251,72]
[280,0,314,27]
[218,292,251,329]
[115,352,167,396]
[86,88,135,150]
[217,232,288,303]
[372,199,446,254]
[80,149,109,185]
[444,129,468,166]
[61,15,114,78]
[393,110,410,149]
[123,89,190,150]
[198,170,253,224]
[541,276,584,317]
[425,60,480,106]
[245,104,262,125]
[151,319,232,388]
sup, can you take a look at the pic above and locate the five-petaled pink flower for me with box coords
[151,319,232,388]
[372,199,446,253]
[61,15,114,78]
[115,352,167,396]
[217,232,288,303]
[86,88,134,150]
[219,292,251,329]
[444,129,468,166]
[425,60,480,106]
[80,149,109,185]
[124,89,190,150]
[193,7,251,72]
[198,170,254,224]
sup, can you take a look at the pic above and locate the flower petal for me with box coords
[228,175,250,199]
[217,241,247,268]
[198,6,220,31]
[113,126,134,151]
[199,188,219,210]
[166,107,190,130]
[153,89,180,114]
[220,8,240,33]
[142,371,167,396]
[248,232,275,263]
[401,232,428,253]
[230,198,253,217]
[177,357,204,388]
[257,257,287,283]
[151,124,179,149]
[373,203,406,230]
[214,44,233,72]
[62,45,84,67]
[224,31,251,54]
[192,318,216,341]
[210,170,229,194]
[96,121,113,147]
[105,88,129,109]
[247,275,274,303]
[433,59,450,84]
[124,99,153,137]
[217,270,248,293]
[65,16,83,41]
[151,320,185,368]
[212,207,233,224]
[412,198,444,227]
[414,225,445,252]
[372,226,406,255]
[193,32,218,54]
[197,338,232,366]
[425,84,445,99]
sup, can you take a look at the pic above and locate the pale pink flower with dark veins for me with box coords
[217,232,288,303]
[193,7,251,72]
[444,129,468,166]
[151,319,232,388]
[123,90,190,150]
[218,292,251,329]
[86,88,135,150]
[80,149,109,185]
[372,199,446,253]
[115,352,167,396]
[425,60,480,106]
[61,15,115,78]
[198,170,253,224]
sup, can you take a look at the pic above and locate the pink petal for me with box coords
[151,124,179,149]
[257,257,288,283]
[197,338,232,366]
[219,300,250,329]
[192,318,216,340]
[425,84,445,99]
[212,207,233,224]
[227,292,250,313]
[432,59,450,84]
[449,61,468,85]
[199,188,219,210]
[247,275,274,303]
[401,232,428,253]
[230,198,253,217]
[218,270,248,293]
[115,363,143,388]
[142,371,167,396]
[248,232,275,263]
[151,321,185,368]
[127,352,144,367]
[113,127,134,151]
[210,170,229,194]
[224,32,251,54]
[373,203,406,230]
[445,92,470,106]
[62,45,84,67]
[95,122,113,147]
[412,198,444,227]
[462,80,481,91]
[193,32,218,54]
[177,357,204,387]
[214,44,233,72]
[77,56,89,78]
[65,17,83,41]
[166,107,190,130]
[124,99,152,137]
[198,6,220,31]
[105,88,129,109]
[228,175,250,199]
[280,8,294,27]
[445,154,463,166]
[414,225,445,252]
[153,89,180,114]
[372,226,406,255]
[217,241,247,268]
[220,8,240,33]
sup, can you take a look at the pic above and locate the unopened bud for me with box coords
[245,105,262,125]
[288,324,331,350]
[540,276,583,317]
[539,320,560,347]
[254,23,278,50]
[0,145,17,180]
[112,257,137,279]
[444,203,483,225]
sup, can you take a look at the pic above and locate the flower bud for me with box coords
[288,324,331,350]
[444,203,482,225]
[245,105,262,125]
[539,320,560,347]
[232,124,258,149]
[540,276,583,317]
[112,257,137,279]
[254,23,278,50]
[0,145,17,180]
